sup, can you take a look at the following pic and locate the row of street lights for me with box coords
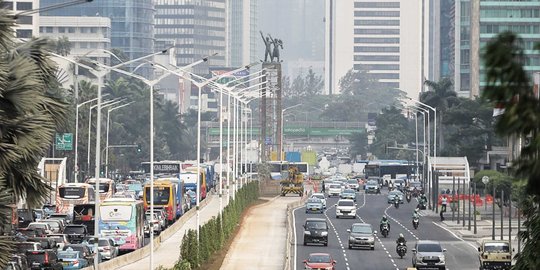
[51,49,266,269]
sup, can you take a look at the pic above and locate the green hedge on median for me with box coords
[162,181,259,270]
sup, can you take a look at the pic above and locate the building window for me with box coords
[355,20,400,26]
[354,2,400,8]
[58,27,66,33]
[91,27,98,33]
[16,2,32,10]
[68,27,75,33]
[355,28,400,35]
[81,27,89,33]
[16,29,32,38]
[354,37,400,44]
[1,1,13,10]
[354,55,400,62]
[368,73,400,80]
[359,64,400,71]
[354,46,399,53]
[16,15,32,25]
[355,11,400,17]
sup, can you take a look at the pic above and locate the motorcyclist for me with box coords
[396,233,407,246]
[412,209,420,219]
[380,216,391,232]
[394,194,400,205]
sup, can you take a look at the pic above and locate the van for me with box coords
[303,218,328,246]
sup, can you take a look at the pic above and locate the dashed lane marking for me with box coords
[355,192,399,270]
[385,205,420,241]
[324,204,351,270]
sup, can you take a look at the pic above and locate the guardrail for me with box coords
[81,194,214,270]
[284,185,312,270]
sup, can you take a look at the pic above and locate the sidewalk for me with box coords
[116,193,226,270]
[220,196,301,270]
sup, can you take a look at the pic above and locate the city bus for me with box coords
[182,166,207,200]
[86,178,116,202]
[98,198,144,252]
[143,179,184,224]
[56,183,95,218]
[364,160,415,185]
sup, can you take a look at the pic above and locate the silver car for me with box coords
[347,223,376,250]
[412,240,446,270]
[387,190,404,204]
[305,198,324,214]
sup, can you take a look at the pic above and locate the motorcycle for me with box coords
[406,193,411,203]
[381,224,389,238]
[394,199,400,209]
[412,217,419,229]
[396,242,407,258]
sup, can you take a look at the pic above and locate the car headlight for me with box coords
[304,231,311,235]
[349,236,355,241]
[439,256,445,263]
[325,267,333,270]
[321,231,328,236]
[368,237,374,242]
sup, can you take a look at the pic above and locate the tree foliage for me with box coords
[283,67,323,98]
[370,106,415,160]
[482,31,540,269]
[321,68,405,121]
[0,9,69,268]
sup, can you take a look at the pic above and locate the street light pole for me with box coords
[105,102,135,177]
[87,98,123,176]
[75,95,109,183]
[281,104,302,162]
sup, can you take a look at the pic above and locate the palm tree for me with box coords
[0,9,68,267]
[421,78,459,150]
[482,31,540,270]
[54,36,72,56]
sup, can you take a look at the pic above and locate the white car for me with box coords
[335,199,356,219]
[327,183,342,197]
[26,222,53,235]
[310,193,327,209]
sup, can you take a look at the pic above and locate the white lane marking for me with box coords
[323,205,351,270]
[355,192,399,270]
[431,221,478,251]
[293,206,300,270]
[385,204,420,241]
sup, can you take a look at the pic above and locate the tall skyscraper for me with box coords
[456,0,540,98]
[228,0,258,67]
[40,0,154,65]
[324,0,423,99]
[154,0,226,75]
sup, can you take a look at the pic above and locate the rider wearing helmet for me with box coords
[380,215,391,232]
[412,209,420,219]
[396,233,406,245]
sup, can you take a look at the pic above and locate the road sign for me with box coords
[482,176,490,185]
[265,137,272,145]
[55,133,73,151]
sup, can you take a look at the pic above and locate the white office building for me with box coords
[324,0,423,100]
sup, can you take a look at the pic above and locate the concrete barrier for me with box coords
[81,194,214,270]
[284,188,312,270]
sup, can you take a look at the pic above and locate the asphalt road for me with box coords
[293,189,480,270]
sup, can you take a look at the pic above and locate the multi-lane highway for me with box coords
[293,188,480,270]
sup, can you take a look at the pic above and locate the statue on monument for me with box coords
[260,31,283,63]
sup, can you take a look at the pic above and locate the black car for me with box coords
[25,250,63,270]
[63,224,88,244]
[303,218,328,246]
[27,237,58,250]
[63,244,95,265]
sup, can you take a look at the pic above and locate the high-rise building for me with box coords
[40,0,154,66]
[228,0,258,67]
[2,0,40,38]
[324,0,423,99]
[425,0,455,85]
[154,0,226,75]
[456,0,540,98]
[39,16,112,64]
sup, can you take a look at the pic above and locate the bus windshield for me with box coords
[145,187,170,204]
[58,187,85,199]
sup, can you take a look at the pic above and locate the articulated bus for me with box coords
[143,179,184,224]
[99,198,144,252]
[182,167,207,200]
[86,178,116,202]
[56,183,95,217]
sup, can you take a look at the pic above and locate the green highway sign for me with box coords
[55,133,73,151]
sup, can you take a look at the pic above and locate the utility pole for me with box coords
[500,190,504,240]
[452,177,455,222]
[457,178,460,224]
[492,185,496,240]
[473,182,477,234]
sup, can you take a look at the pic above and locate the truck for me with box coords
[478,239,512,270]
[280,165,304,197]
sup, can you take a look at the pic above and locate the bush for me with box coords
[168,181,259,270]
